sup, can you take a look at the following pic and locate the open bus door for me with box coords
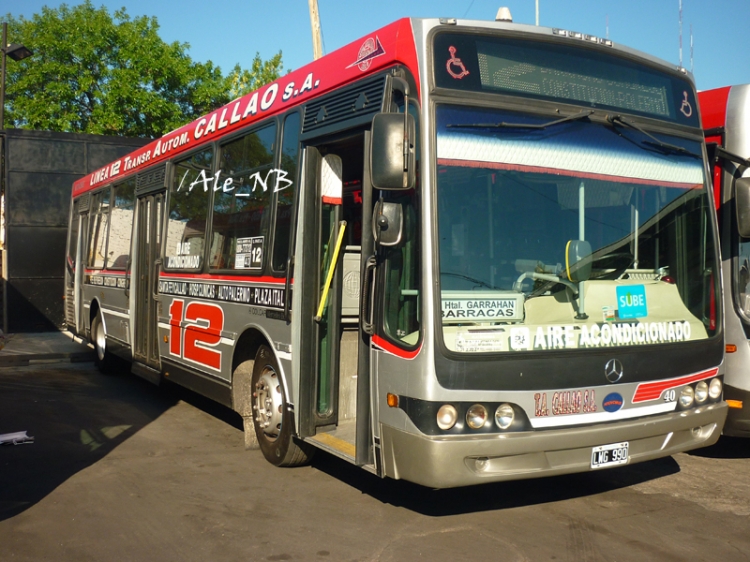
[65,198,87,334]
[131,190,164,376]
[295,135,376,469]
[294,111,416,474]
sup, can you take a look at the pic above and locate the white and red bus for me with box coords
[66,12,727,487]
[700,84,750,437]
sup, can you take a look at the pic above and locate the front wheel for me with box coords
[251,345,313,467]
[91,311,116,373]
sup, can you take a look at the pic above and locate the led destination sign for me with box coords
[433,32,699,127]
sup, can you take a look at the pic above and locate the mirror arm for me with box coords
[390,76,411,183]
[514,272,578,294]
[576,281,588,320]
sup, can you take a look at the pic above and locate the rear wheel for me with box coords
[91,311,116,373]
[252,345,313,467]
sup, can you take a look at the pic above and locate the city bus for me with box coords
[65,11,727,487]
[700,84,750,437]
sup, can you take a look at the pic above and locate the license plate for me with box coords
[591,442,629,469]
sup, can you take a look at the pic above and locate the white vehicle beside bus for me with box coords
[700,84,750,437]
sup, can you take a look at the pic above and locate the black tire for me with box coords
[251,345,313,467]
[91,311,117,374]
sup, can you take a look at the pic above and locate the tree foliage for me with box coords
[2,2,284,137]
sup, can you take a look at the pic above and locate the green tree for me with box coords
[228,52,285,100]
[2,2,284,137]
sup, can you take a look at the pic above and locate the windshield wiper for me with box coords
[441,271,496,290]
[607,114,700,158]
[447,110,594,130]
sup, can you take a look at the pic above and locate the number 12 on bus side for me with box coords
[591,442,629,469]
[169,299,225,371]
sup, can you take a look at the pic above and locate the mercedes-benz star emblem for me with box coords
[604,359,624,383]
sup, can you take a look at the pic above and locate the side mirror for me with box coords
[372,201,403,246]
[370,113,415,190]
[736,177,750,238]
[566,240,592,283]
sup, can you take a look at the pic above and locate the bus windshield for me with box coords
[436,105,717,353]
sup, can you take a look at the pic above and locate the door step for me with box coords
[308,432,355,459]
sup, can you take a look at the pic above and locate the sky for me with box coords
[6,0,750,91]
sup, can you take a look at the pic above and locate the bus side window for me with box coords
[165,147,214,270]
[106,177,136,270]
[272,112,300,271]
[210,123,277,271]
[87,189,111,269]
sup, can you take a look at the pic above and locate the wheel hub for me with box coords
[254,367,283,441]
[94,318,106,361]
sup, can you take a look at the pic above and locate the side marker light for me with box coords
[387,393,399,408]
[726,400,743,409]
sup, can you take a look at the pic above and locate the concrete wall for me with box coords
[2,129,150,332]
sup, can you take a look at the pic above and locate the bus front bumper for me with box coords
[379,402,727,489]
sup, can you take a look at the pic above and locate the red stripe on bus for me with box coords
[632,368,719,403]
[372,334,420,360]
[437,158,702,190]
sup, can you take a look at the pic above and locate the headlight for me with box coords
[436,404,458,430]
[695,381,709,404]
[466,404,488,429]
[709,378,722,400]
[679,386,695,408]
[494,404,515,429]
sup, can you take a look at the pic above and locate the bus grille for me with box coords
[302,75,386,137]
[136,165,166,193]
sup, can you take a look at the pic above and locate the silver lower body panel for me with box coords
[380,403,728,488]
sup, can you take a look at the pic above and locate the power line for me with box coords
[462,0,476,18]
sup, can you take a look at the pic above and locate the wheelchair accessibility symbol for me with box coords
[446,46,470,79]
[680,91,693,118]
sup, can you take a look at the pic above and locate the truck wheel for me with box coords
[251,345,313,467]
[91,311,116,374]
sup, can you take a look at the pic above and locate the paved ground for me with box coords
[1,360,749,561]
[0,331,94,366]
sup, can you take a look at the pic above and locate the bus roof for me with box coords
[73,17,419,197]
[74,15,701,198]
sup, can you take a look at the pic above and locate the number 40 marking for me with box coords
[169,299,225,371]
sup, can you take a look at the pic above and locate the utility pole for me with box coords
[308,0,323,60]
[535,0,539,26]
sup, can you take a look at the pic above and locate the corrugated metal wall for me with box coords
[2,130,150,332]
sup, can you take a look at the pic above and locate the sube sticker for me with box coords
[616,285,648,319]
